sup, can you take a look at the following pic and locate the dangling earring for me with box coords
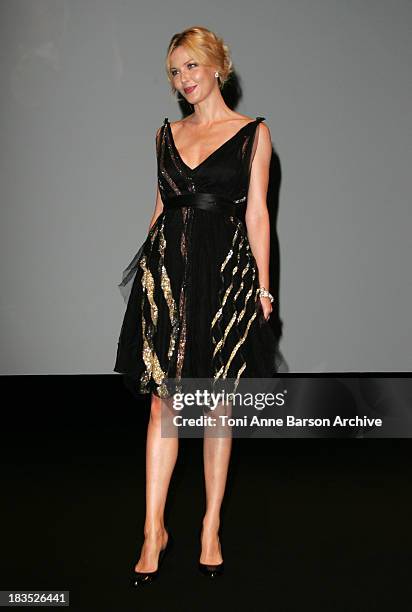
[215,71,219,78]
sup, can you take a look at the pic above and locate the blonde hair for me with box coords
[165,26,233,95]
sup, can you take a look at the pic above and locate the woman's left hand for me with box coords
[259,296,273,321]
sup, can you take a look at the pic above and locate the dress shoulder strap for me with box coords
[245,117,266,170]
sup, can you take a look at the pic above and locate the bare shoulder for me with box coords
[169,118,182,128]
[254,121,272,160]
[228,112,252,121]
[169,118,186,137]
[231,114,272,141]
[227,112,263,128]
[257,120,271,139]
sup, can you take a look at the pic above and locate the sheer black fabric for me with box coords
[114,116,286,398]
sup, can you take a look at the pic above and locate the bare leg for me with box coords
[200,401,232,564]
[134,394,178,572]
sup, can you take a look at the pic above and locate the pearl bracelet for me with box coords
[258,287,275,303]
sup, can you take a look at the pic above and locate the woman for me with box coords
[114,25,278,584]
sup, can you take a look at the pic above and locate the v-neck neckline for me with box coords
[166,117,260,173]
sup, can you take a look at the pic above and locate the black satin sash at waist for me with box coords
[163,193,237,217]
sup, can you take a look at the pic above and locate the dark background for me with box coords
[1,374,411,611]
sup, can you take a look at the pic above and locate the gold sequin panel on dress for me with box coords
[210,218,261,392]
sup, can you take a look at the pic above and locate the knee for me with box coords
[150,395,174,420]
[150,395,163,422]
[150,394,176,424]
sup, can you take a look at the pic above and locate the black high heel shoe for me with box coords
[131,530,173,586]
[198,526,224,578]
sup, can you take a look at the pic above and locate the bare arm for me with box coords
[148,185,164,232]
[148,127,164,232]
[245,121,272,290]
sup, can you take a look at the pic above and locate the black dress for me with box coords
[114,116,280,398]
